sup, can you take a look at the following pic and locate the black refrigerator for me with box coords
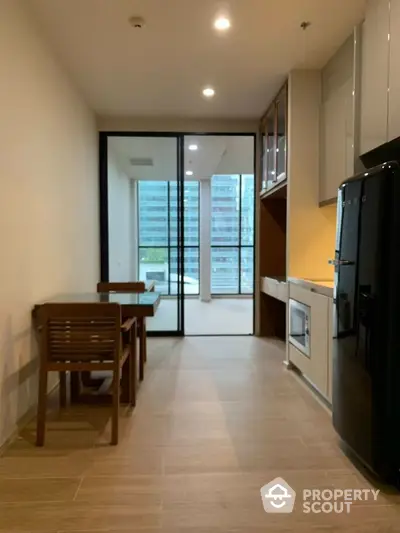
[332,159,400,485]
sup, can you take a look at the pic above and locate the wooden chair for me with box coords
[97,282,148,381]
[97,282,146,293]
[36,302,136,446]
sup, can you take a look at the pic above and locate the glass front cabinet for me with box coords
[260,83,287,192]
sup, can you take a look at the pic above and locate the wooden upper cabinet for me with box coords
[260,82,287,193]
[360,0,390,154]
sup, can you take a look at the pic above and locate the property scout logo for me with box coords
[260,477,380,514]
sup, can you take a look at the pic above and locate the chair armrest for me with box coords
[121,317,136,332]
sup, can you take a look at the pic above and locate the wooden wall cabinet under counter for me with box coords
[258,190,287,340]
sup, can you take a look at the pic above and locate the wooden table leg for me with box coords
[121,324,137,406]
[142,318,147,363]
[130,323,137,407]
[70,372,81,404]
[120,360,129,404]
[59,371,67,408]
[138,318,146,381]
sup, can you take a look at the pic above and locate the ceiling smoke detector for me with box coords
[129,16,146,29]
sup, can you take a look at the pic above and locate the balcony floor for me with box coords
[148,297,254,335]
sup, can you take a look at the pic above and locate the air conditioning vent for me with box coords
[129,157,153,166]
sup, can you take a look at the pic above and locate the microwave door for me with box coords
[290,301,310,356]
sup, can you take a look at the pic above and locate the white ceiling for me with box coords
[108,136,254,180]
[28,0,366,118]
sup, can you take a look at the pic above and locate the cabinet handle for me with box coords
[328,259,354,266]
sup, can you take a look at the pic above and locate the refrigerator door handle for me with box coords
[328,259,355,266]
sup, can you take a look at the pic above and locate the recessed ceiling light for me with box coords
[188,144,198,151]
[214,16,231,31]
[186,170,194,176]
[202,87,215,98]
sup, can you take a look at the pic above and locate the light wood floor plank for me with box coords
[0,337,398,532]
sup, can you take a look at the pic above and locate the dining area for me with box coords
[32,282,160,446]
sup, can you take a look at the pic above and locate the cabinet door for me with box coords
[289,285,330,398]
[309,291,330,397]
[276,85,287,182]
[320,89,346,203]
[360,0,390,154]
[261,107,276,190]
[388,0,400,140]
[320,79,354,203]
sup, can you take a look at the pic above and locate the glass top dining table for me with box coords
[34,291,161,318]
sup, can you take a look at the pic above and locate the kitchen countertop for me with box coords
[288,277,334,298]
[261,276,287,283]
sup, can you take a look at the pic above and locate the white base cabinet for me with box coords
[288,283,333,401]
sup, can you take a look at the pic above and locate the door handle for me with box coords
[328,259,354,266]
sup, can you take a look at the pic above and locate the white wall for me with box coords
[107,151,135,281]
[0,0,98,446]
[97,116,258,133]
[215,137,255,175]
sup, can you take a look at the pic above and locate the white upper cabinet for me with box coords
[320,35,354,204]
[320,85,350,202]
[360,0,390,154]
[388,0,400,140]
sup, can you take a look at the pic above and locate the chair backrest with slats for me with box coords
[97,282,146,293]
[41,303,121,363]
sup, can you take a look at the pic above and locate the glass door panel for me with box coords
[211,247,239,294]
[266,106,276,188]
[241,247,254,294]
[276,85,287,181]
[106,135,184,335]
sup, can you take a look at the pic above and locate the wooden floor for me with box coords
[0,337,399,532]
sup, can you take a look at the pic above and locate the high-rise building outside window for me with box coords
[138,175,254,295]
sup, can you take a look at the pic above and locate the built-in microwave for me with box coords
[288,299,310,357]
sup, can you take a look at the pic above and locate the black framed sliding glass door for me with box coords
[99,133,185,336]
